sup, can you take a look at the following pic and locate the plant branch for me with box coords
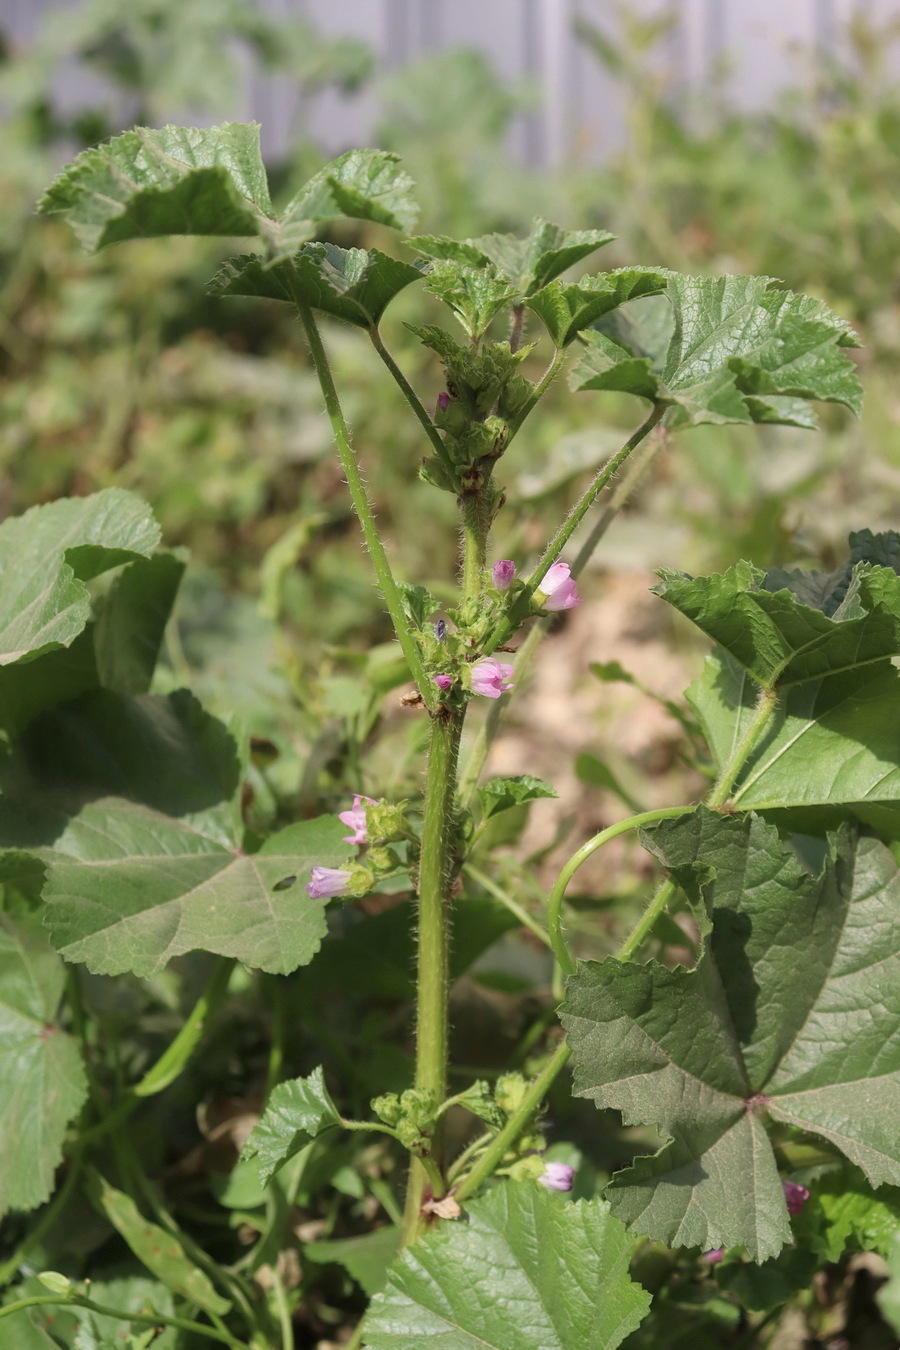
[456,424,668,806]
[547,807,692,974]
[485,402,667,652]
[0,1294,247,1347]
[717,685,780,807]
[291,292,433,703]
[453,1040,572,1202]
[370,325,456,478]
[463,862,553,950]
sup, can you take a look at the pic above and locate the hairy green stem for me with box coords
[486,403,667,651]
[0,1294,247,1347]
[547,807,691,974]
[460,489,491,598]
[292,293,432,702]
[457,425,668,807]
[463,862,553,950]
[370,326,456,478]
[617,878,678,963]
[401,709,464,1244]
[715,685,780,807]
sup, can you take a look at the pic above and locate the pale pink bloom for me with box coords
[437,391,451,412]
[492,560,516,590]
[538,1162,574,1192]
[434,674,453,691]
[470,657,514,699]
[702,1249,724,1264]
[782,1180,809,1216]
[338,795,377,846]
[536,561,580,611]
[307,867,353,899]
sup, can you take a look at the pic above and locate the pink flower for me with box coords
[437,392,451,412]
[434,674,453,691]
[338,795,377,846]
[783,1180,809,1216]
[538,1162,574,1192]
[536,562,580,611]
[307,867,353,899]
[492,560,516,590]
[470,657,514,699]
[702,1249,724,1264]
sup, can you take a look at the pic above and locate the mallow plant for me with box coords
[0,122,897,1348]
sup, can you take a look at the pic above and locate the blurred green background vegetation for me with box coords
[2,1,899,809]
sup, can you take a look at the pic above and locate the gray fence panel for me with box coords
[1,0,893,164]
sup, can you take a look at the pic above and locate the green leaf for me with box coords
[570,274,862,427]
[879,1234,900,1335]
[91,1174,230,1317]
[424,262,519,341]
[213,244,424,327]
[396,583,441,629]
[477,774,558,820]
[242,1066,341,1184]
[574,754,642,813]
[0,912,88,1216]
[655,557,900,689]
[281,148,419,244]
[5,690,349,976]
[0,490,160,668]
[363,1185,650,1349]
[688,649,900,816]
[39,123,272,251]
[93,551,185,696]
[305,1227,401,1297]
[527,268,668,347]
[563,811,900,1258]
[411,219,614,296]
[793,1167,900,1262]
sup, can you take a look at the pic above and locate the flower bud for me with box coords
[534,561,581,612]
[538,1161,575,1192]
[492,560,516,591]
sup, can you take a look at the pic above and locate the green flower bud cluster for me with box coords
[372,1087,438,1155]
[410,325,534,497]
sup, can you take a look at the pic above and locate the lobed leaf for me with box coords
[570,274,862,427]
[689,649,900,818]
[214,243,424,327]
[411,218,614,296]
[562,811,900,1259]
[527,267,669,347]
[39,122,272,250]
[305,1227,401,1297]
[424,262,519,341]
[0,489,160,669]
[0,690,349,977]
[477,774,558,819]
[242,1066,341,1183]
[282,148,419,242]
[655,556,900,689]
[363,1185,650,1349]
[0,912,88,1216]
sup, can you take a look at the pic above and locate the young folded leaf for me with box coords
[242,1066,341,1184]
[527,267,669,347]
[571,274,862,428]
[411,217,615,295]
[562,810,900,1260]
